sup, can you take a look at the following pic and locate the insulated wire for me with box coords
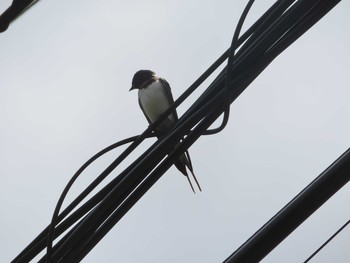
[304,219,350,263]
[11,1,342,262]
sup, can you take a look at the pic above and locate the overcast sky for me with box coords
[1,1,350,262]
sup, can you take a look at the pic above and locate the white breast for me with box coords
[138,80,175,124]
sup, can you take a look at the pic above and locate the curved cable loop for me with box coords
[45,133,157,259]
[203,0,255,136]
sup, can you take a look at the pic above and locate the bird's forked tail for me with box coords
[175,151,201,193]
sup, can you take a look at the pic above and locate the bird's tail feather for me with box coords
[175,152,201,193]
[184,150,202,192]
[187,166,202,192]
[185,173,196,193]
[184,150,193,170]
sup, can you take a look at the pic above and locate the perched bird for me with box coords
[130,69,201,192]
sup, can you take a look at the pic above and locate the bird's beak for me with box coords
[129,86,136,91]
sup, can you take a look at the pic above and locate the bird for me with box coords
[129,69,201,193]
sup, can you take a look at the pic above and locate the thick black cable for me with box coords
[0,0,40,32]
[304,219,350,263]
[224,146,349,263]
[265,0,340,60]
[13,0,41,22]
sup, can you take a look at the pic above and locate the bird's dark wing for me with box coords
[159,78,179,121]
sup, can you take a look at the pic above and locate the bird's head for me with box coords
[130,70,156,91]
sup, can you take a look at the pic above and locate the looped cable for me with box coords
[45,133,156,260]
[203,0,255,136]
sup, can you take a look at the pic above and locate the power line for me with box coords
[224,147,350,263]
[11,0,343,262]
[304,219,350,263]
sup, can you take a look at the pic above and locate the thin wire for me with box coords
[304,219,350,263]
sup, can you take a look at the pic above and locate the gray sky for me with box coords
[1,1,350,262]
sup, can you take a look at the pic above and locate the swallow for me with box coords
[130,69,201,192]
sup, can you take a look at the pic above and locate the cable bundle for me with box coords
[12,0,341,262]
